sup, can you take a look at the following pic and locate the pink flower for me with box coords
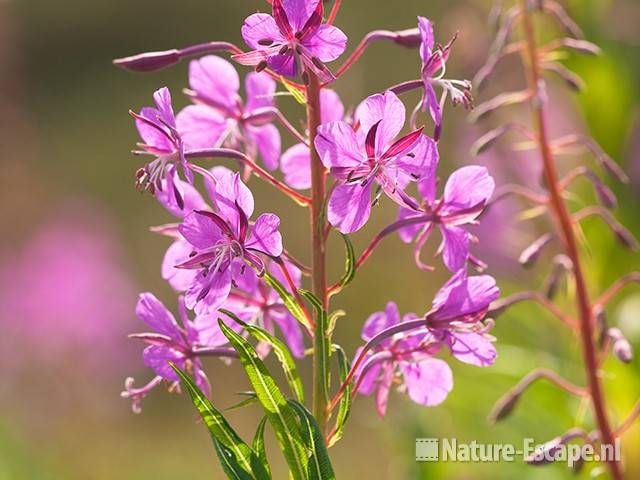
[176,56,282,170]
[315,90,438,233]
[235,0,347,82]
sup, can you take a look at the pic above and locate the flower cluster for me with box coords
[117,0,500,467]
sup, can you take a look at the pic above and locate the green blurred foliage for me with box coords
[1,0,639,478]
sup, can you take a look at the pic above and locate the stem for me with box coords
[520,4,622,478]
[306,71,329,430]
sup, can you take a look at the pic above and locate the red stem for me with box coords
[520,4,622,478]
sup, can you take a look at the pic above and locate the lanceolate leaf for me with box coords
[214,439,258,480]
[218,320,308,480]
[327,345,352,448]
[170,364,268,480]
[287,400,336,480]
[221,309,305,403]
[299,290,331,407]
[263,270,312,330]
[225,391,259,412]
[338,234,356,291]
[252,417,271,478]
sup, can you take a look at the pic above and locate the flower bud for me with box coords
[519,233,553,268]
[613,224,640,251]
[392,28,422,48]
[608,328,634,363]
[114,50,181,72]
[489,392,521,423]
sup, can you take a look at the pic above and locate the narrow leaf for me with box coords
[170,364,265,479]
[299,290,331,408]
[226,391,259,412]
[288,399,336,480]
[221,308,305,403]
[252,417,271,478]
[330,235,355,297]
[213,439,258,480]
[327,345,352,448]
[218,320,308,480]
[263,270,312,330]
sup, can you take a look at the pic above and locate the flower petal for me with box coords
[440,225,470,272]
[418,16,435,63]
[246,123,281,171]
[320,88,345,123]
[136,293,182,340]
[162,239,198,291]
[245,72,277,113]
[430,272,500,323]
[355,91,406,156]
[176,104,230,150]
[283,0,320,32]
[327,183,372,234]
[400,357,453,407]
[272,311,305,358]
[445,331,497,366]
[246,213,283,256]
[362,302,401,342]
[188,56,240,114]
[315,121,364,169]
[303,24,348,62]
[281,143,311,190]
[212,170,255,228]
[442,166,495,214]
[185,268,233,314]
[136,107,173,152]
[179,211,224,249]
[143,345,185,381]
[375,363,395,417]
[153,87,177,129]
[241,13,286,50]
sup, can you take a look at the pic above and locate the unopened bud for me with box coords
[594,181,617,209]
[613,224,640,251]
[489,392,521,423]
[519,233,553,268]
[594,305,608,349]
[471,125,508,156]
[608,328,633,363]
[525,437,563,465]
[562,38,601,56]
[392,28,422,48]
[114,49,181,72]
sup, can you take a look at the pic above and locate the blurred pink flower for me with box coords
[0,208,136,370]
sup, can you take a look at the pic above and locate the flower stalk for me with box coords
[519,2,622,478]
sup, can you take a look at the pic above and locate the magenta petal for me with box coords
[176,105,229,150]
[320,89,345,123]
[418,16,435,64]
[431,272,500,322]
[421,83,442,134]
[362,302,401,342]
[356,353,383,396]
[231,260,260,293]
[355,91,406,156]
[191,313,231,347]
[136,293,182,340]
[136,107,173,152]
[396,207,425,243]
[185,268,233,314]
[179,211,223,249]
[440,225,470,272]
[400,357,453,407]
[281,143,311,190]
[162,239,198,291]
[213,170,255,227]
[246,213,283,256]
[446,331,497,367]
[303,24,348,62]
[375,363,395,417]
[153,87,177,129]
[267,53,299,77]
[327,183,372,234]
[442,166,495,214]
[246,123,281,171]
[315,121,363,169]
[245,72,277,112]
[143,345,185,381]
[188,56,240,114]
[156,177,207,217]
[282,0,320,32]
[241,13,286,50]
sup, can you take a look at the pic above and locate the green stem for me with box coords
[306,71,330,431]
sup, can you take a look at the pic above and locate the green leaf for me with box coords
[252,417,271,478]
[299,290,331,407]
[338,234,356,290]
[221,309,305,403]
[287,400,336,480]
[170,364,268,479]
[226,391,259,412]
[280,76,307,104]
[263,270,311,330]
[213,439,258,480]
[218,320,308,480]
[327,345,352,448]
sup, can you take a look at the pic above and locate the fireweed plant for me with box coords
[115,1,501,478]
[471,0,639,477]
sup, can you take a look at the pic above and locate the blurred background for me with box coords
[1,0,639,478]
